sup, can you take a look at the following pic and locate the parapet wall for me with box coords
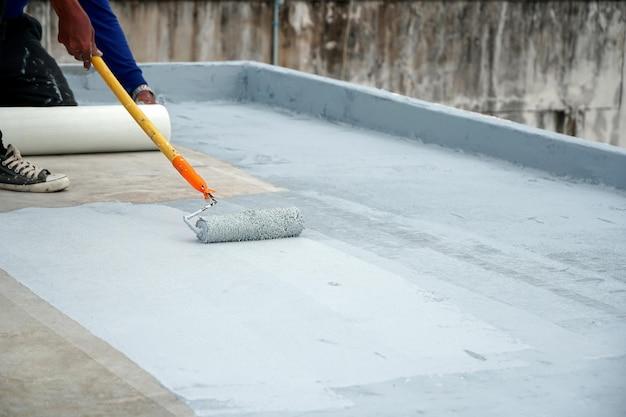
[63,61,626,190]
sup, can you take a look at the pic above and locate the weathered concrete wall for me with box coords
[26,1,626,147]
[26,1,273,63]
[280,1,626,148]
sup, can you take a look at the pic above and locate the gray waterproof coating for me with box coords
[193,207,304,243]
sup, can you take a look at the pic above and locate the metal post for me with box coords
[272,0,283,66]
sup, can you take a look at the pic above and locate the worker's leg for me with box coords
[0,14,72,192]
[0,14,76,106]
[0,3,4,151]
[0,13,71,192]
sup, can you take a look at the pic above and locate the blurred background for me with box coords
[27,0,626,147]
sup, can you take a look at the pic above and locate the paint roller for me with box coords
[91,56,304,243]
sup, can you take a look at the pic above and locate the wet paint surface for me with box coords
[2,101,626,416]
[0,203,526,414]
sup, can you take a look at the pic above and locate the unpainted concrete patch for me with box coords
[0,146,282,213]
[0,269,194,417]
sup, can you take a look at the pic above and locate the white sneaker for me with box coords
[0,144,70,192]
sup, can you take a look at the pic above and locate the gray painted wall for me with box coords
[62,62,626,190]
[27,1,626,147]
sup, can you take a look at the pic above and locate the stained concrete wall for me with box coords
[25,1,273,63]
[26,1,626,147]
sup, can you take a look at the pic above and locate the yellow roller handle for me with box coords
[91,55,214,199]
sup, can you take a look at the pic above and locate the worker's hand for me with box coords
[51,0,100,69]
[135,90,157,104]
[132,85,157,104]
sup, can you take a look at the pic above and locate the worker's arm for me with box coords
[50,0,100,69]
[79,0,156,103]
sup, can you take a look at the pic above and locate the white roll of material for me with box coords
[0,105,169,155]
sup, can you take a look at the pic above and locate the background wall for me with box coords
[27,0,626,147]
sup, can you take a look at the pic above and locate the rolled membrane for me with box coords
[0,105,168,155]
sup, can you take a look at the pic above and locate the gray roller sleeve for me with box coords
[193,207,304,243]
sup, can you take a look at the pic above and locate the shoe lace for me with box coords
[1,146,41,179]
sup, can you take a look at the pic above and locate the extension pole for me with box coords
[91,55,214,200]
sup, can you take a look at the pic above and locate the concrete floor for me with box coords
[1,146,280,212]
[1,101,625,416]
[0,269,195,417]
